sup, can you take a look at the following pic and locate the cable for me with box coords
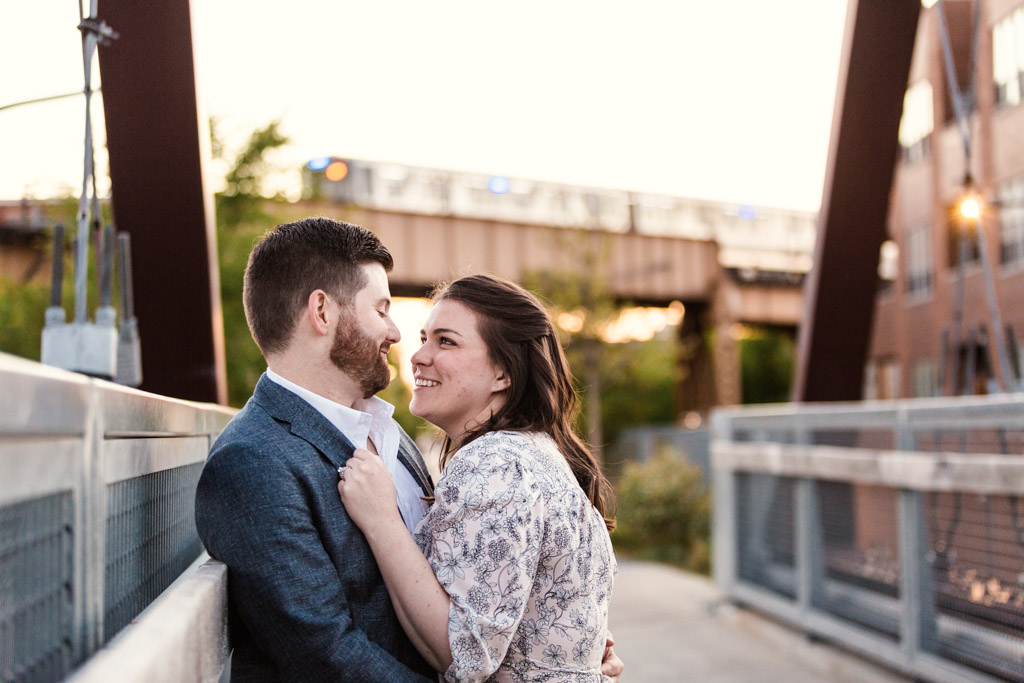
[935,0,977,165]
[0,90,101,114]
[73,3,117,324]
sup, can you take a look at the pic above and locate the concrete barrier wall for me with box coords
[0,353,235,681]
[69,555,229,683]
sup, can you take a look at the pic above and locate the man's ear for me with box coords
[307,289,332,336]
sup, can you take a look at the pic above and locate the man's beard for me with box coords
[329,317,392,399]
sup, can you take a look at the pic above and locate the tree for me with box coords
[599,333,679,445]
[523,239,619,460]
[0,277,48,360]
[739,325,795,404]
[523,236,684,458]
[211,118,291,405]
[212,118,289,228]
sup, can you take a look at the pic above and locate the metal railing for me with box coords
[0,353,234,682]
[612,425,711,484]
[712,394,1024,683]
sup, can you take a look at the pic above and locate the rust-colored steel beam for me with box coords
[96,0,226,403]
[792,0,921,402]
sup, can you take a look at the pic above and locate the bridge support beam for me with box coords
[676,303,718,414]
[712,278,742,408]
[792,0,920,402]
[97,0,226,403]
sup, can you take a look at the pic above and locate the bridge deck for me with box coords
[610,560,908,682]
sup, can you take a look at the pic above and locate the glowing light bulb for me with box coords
[959,196,980,220]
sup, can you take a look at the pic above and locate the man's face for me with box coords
[329,263,400,398]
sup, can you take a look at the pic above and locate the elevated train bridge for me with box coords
[304,202,805,411]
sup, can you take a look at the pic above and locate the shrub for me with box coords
[612,449,711,573]
[0,276,49,361]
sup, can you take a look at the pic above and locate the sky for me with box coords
[2,1,848,211]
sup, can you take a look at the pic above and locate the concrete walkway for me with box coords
[608,561,910,682]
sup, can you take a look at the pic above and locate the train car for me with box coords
[301,156,817,275]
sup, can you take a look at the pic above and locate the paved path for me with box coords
[608,561,910,682]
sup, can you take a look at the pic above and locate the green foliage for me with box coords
[612,450,711,573]
[598,335,679,445]
[739,326,795,404]
[212,118,294,406]
[0,207,111,363]
[217,223,266,407]
[0,277,48,360]
[214,119,289,227]
[522,261,681,451]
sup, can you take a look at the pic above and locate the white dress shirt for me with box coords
[266,368,429,532]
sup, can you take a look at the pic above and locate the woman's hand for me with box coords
[337,448,402,532]
[338,449,454,671]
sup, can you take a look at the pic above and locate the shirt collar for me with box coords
[266,368,381,449]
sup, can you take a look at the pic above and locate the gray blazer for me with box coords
[195,374,435,682]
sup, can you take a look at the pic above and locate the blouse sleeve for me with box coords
[413,435,543,682]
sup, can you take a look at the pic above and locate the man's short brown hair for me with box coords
[242,217,393,355]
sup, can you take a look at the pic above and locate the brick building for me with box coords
[867,0,1024,398]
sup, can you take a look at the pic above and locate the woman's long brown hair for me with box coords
[431,274,615,531]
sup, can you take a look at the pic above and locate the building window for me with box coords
[898,80,933,163]
[905,223,933,297]
[878,357,902,399]
[998,175,1024,267]
[863,357,902,400]
[993,8,1024,108]
[878,239,898,295]
[911,359,938,398]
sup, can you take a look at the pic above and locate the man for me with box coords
[196,217,623,681]
[196,217,435,681]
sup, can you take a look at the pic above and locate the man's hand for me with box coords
[600,631,624,682]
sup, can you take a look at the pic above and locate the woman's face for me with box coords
[409,299,509,443]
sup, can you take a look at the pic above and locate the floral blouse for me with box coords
[413,431,617,682]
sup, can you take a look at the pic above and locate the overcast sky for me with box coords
[2,1,848,211]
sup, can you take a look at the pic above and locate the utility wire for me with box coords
[0,89,99,114]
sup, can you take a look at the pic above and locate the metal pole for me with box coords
[711,411,737,594]
[973,216,1014,391]
[75,14,99,324]
[50,224,66,309]
[950,226,968,394]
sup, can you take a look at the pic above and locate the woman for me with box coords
[338,274,618,682]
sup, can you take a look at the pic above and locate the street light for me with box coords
[958,193,981,221]
[949,178,1017,393]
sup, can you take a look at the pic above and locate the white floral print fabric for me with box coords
[413,431,616,682]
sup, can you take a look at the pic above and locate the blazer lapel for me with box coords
[253,374,356,470]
